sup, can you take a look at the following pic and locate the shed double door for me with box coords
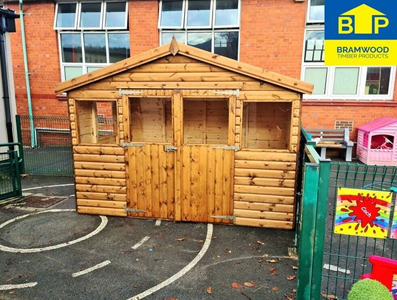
[125,90,235,223]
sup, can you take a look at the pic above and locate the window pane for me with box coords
[64,66,83,80]
[305,31,324,62]
[160,0,183,27]
[365,67,391,95]
[56,3,77,28]
[84,33,106,64]
[61,33,82,63]
[333,67,359,95]
[108,33,130,63]
[161,32,186,44]
[215,0,238,26]
[304,68,327,95]
[214,32,238,60]
[187,32,212,52]
[80,2,102,28]
[309,0,324,22]
[187,0,211,27]
[105,2,127,28]
[87,66,102,72]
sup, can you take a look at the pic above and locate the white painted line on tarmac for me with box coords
[323,264,351,274]
[155,220,161,226]
[72,260,111,278]
[22,183,74,192]
[127,223,213,300]
[0,282,38,290]
[132,236,150,250]
[0,209,108,253]
[69,195,75,197]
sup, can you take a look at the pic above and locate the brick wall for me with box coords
[4,0,397,140]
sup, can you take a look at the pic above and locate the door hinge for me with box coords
[122,142,144,147]
[118,89,143,96]
[212,145,237,151]
[164,145,178,152]
[125,208,147,213]
[213,90,239,97]
[211,215,235,220]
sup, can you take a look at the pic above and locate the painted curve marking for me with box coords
[127,223,213,300]
[0,209,108,253]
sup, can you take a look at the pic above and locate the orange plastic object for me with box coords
[361,255,397,291]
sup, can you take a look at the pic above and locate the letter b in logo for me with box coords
[339,17,353,34]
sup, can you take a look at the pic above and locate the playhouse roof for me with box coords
[55,39,313,94]
[357,117,397,133]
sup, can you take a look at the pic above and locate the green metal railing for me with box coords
[0,143,23,201]
[17,115,73,176]
[321,163,397,300]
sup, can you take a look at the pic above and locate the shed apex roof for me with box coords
[357,117,397,133]
[55,39,313,94]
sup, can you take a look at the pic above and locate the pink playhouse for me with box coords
[357,117,397,166]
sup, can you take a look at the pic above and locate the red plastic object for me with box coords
[361,255,397,291]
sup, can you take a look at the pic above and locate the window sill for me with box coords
[302,100,397,107]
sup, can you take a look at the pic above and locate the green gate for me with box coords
[296,129,397,299]
[0,143,23,201]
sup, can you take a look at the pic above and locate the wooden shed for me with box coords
[55,39,313,229]
[357,117,397,166]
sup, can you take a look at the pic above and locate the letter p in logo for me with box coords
[374,17,389,34]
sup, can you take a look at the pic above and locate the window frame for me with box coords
[77,2,104,30]
[301,28,396,100]
[306,0,324,24]
[54,2,79,30]
[158,0,241,60]
[103,1,129,30]
[213,0,240,29]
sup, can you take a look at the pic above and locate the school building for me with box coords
[3,0,397,142]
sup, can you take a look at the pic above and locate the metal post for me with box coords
[297,162,320,300]
[15,115,25,173]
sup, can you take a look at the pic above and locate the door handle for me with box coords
[164,145,178,152]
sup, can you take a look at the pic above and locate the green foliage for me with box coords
[348,279,393,300]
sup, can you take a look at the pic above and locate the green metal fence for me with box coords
[17,115,73,176]
[0,144,22,201]
[321,163,397,299]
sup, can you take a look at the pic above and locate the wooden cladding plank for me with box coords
[75,177,126,186]
[76,192,126,201]
[234,201,294,213]
[73,146,124,155]
[133,63,225,73]
[75,169,126,179]
[84,81,287,91]
[111,72,256,83]
[235,160,296,170]
[234,209,293,221]
[74,154,125,163]
[234,193,294,205]
[234,185,294,196]
[234,177,295,188]
[76,184,126,194]
[235,151,296,162]
[77,206,127,217]
[234,169,295,179]
[77,199,126,209]
[239,91,300,101]
[74,162,125,171]
[234,217,293,229]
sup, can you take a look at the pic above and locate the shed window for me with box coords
[76,101,117,144]
[129,98,173,143]
[183,99,228,145]
[242,102,291,150]
[159,0,240,60]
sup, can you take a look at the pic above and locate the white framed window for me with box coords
[302,29,395,100]
[55,1,129,81]
[158,0,240,60]
[307,0,324,23]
